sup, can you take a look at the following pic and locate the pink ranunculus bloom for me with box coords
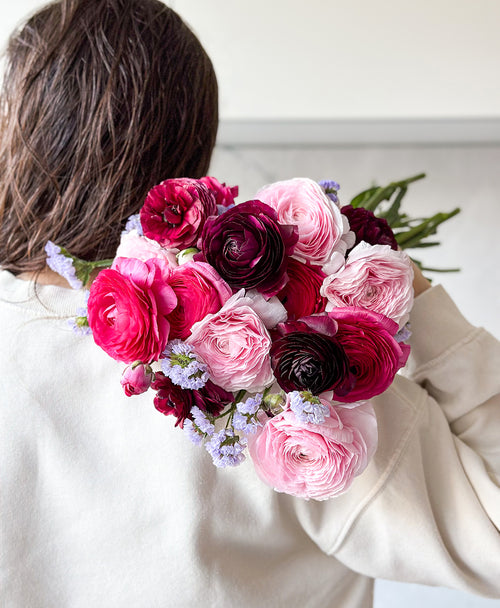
[187,294,275,393]
[140,178,217,249]
[326,306,411,402]
[248,399,378,500]
[87,257,177,364]
[255,177,353,266]
[167,261,233,340]
[199,176,239,208]
[115,230,179,268]
[321,242,414,328]
[120,362,154,396]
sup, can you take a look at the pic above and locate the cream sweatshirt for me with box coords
[0,269,499,608]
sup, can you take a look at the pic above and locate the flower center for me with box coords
[163,204,183,226]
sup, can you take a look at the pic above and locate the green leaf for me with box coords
[348,173,461,273]
[350,186,380,209]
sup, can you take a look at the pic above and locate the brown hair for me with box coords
[0,0,218,274]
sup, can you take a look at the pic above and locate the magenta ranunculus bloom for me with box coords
[199,176,239,208]
[152,372,232,427]
[87,257,177,364]
[248,399,378,500]
[341,204,398,251]
[270,315,355,397]
[277,257,327,320]
[167,261,232,340]
[140,178,217,249]
[326,306,410,402]
[199,200,298,298]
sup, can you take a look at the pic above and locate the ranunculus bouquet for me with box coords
[46,174,459,501]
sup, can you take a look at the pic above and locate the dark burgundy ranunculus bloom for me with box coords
[152,372,193,426]
[152,372,232,427]
[199,176,239,208]
[193,381,233,417]
[140,178,217,249]
[199,200,298,297]
[341,205,398,251]
[277,258,327,320]
[270,317,355,396]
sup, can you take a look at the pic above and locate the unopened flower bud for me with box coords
[176,247,199,265]
[120,361,154,397]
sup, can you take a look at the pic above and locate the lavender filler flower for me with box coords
[45,241,83,290]
[122,213,143,236]
[183,420,205,446]
[318,179,340,204]
[289,391,330,425]
[161,340,209,390]
[205,429,247,468]
[233,394,263,434]
[68,290,92,335]
[395,323,412,343]
[191,406,215,436]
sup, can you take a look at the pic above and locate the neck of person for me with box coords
[17,267,77,289]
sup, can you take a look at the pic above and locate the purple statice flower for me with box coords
[67,317,92,336]
[395,323,412,343]
[161,339,208,390]
[216,203,235,215]
[318,179,340,204]
[288,391,330,425]
[45,241,83,290]
[205,429,246,468]
[183,419,205,446]
[233,393,263,434]
[68,290,92,335]
[123,213,143,236]
[191,406,215,436]
[237,393,263,415]
[232,411,260,434]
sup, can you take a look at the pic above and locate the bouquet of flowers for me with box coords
[46,174,458,501]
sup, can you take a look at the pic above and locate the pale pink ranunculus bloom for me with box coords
[255,177,353,267]
[321,242,414,327]
[248,399,377,500]
[116,230,178,268]
[187,294,275,393]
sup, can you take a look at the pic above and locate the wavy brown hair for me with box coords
[0,0,218,274]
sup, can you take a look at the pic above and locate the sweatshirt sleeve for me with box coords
[293,285,500,597]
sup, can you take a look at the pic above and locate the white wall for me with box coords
[3,1,500,122]
[174,0,500,120]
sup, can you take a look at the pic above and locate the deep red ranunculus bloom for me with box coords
[277,258,327,320]
[152,372,232,427]
[199,200,298,298]
[140,178,217,249]
[341,205,398,251]
[199,176,239,208]
[327,306,410,402]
